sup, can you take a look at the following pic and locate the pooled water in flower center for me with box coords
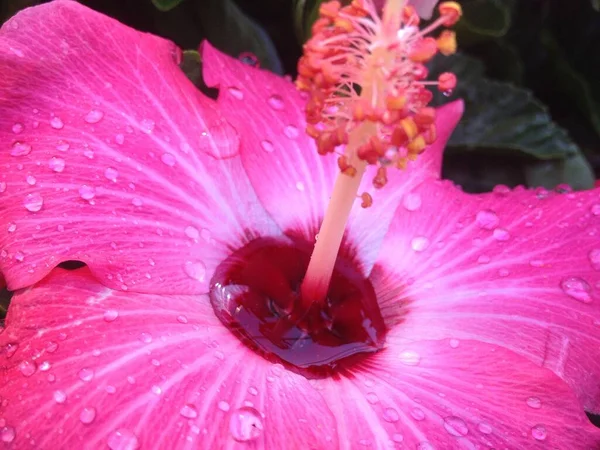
[210,238,386,377]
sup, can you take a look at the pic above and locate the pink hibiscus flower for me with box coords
[0,0,599,448]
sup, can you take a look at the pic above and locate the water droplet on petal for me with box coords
[103,309,119,322]
[449,338,460,348]
[139,332,152,344]
[382,407,399,423]
[7,223,16,233]
[180,404,198,419]
[411,408,425,421]
[11,141,32,157]
[0,182,6,193]
[229,407,263,442]
[14,251,24,263]
[398,350,420,366]
[48,157,66,173]
[184,260,206,282]
[411,236,429,252]
[589,249,600,271]
[53,390,67,403]
[140,119,155,134]
[79,185,96,201]
[115,134,125,145]
[1,426,15,443]
[477,422,493,434]
[176,315,188,324]
[78,367,94,382]
[12,123,23,134]
[26,175,36,186]
[592,204,600,216]
[526,396,542,409]
[107,429,140,450]
[132,198,143,207]
[218,400,230,412]
[560,277,592,303]
[284,125,299,139]
[104,167,119,182]
[261,140,274,153]
[84,110,104,124]
[492,228,510,241]
[475,210,499,230]
[161,153,176,167]
[365,392,379,404]
[403,193,422,211]
[267,94,284,111]
[185,225,199,240]
[24,193,43,212]
[531,424,547,441]
[18,360,36,377]
[56,141,70,152]
[443,416,469,437]
[50,116,64,129]
[228,87,244,100]
[79,407,96,424]
[493,184,510,195]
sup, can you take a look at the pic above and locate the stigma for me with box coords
[296,0,461,192]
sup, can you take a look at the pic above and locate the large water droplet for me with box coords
[591,204,600,216]
[104,309,119,322]
[560,277,592,303]
[50,116,64,129]
[526,396,542,409]
[49,157,66,173]
[161,153,176,167]
[403,193,422,211]
[79,185,96,201]
[107,429,140,450]
[382,407,399,423]
[79,407,96,424]
[78,367,94,382]
[180,404,198,419]
[218,400,230,412]
[475,210,499,230]
[18,360,36,377]
[11,141,32,157]
[410,236,429,252]
[589,249,600,271]
[229,406,263,442]
[261,140,274,153]
[443,416,469,437]
[492,228,510,241]
[411,408,425,421]
[84,110,104,124]
[23,193,43,212]
[530,424,547,441]
[0,426,15,443]
[267,94,284,111]
[184,260,206,282]
[104,167,119,182]
[228,87,244,100]
[185,225,199,240]
[53,390,67,404]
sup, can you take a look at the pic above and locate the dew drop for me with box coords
[39,361,51,371]
[14,251,24,263]
[0,182,6,193]
[229,406,263,442]
[140,119,155,134]
[107,429,140,450]
[18,360,36,377]
[261,140,274,153]
[12,123,24,134]
[53,390,67,404]
[79,185,96,201]
[391,433,404,443]
[161,153,176,167]
[176,315,188,324]
[267,94,284,111]
[115,134,125,145]
[139,332,152,344]
[49,157,66,173]
[493,184,510,195]
[592,204,600,216]
[0,426,15,443]
[26,175,36,186]
[526,396,542,409]
[218,400,230,412]
[104,167,119,182]
[531,424,547,441]
[228,87,244,100]
[560,277,592,303]
[589,249,600,271]
[7,223,16,233]
[365,392,379,404]
[475,210,499,230]
[184,260,206,282]
[411,408,425,421]
[284,125,299,139]
[84,110,104,124]
[477,422,493,435]
[78,367,94,382]
[382,407,399,423]
[50,116,64,129]
[443,416,469,437]
[131,197,143,207]
[151,385,162,395]
[185,225,199,240]
[492,228,510,241]
[410,236,429,252]
[24,193,43,212]
[11,141,32,157]
[56,141,70,152]
[104,309,119,322]
[79,407,96,424]
[180,404,198,419]
[403,193,422,211]
[239,52,260,67]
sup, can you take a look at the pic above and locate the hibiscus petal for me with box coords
[373,0,439,19]
[3,268,599,449]
[0,267,338,449]
[0,0,278,293]
[201,42,463,272]
[319,340,600,448]
[374,179,600,412]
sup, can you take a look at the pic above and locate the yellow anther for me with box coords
[407,135,427,154]
[437,30,457,56]
[400,117,419,141]
[439,2,462,26]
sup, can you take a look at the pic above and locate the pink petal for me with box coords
[0,267,338,448]
[202,42,462,271]
[373,0,439,19]
[2,268,599,448]
[0,1,278,293]
[374,179,600,412]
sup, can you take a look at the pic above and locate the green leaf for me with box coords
[151,0,186,12]
[525,154,595,191]
[592,0,600,11]
[180,50,202,86]
[293,0,321,43]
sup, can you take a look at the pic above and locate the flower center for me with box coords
[209,238,386,378]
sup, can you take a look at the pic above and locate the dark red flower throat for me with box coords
[209,237,387,378]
